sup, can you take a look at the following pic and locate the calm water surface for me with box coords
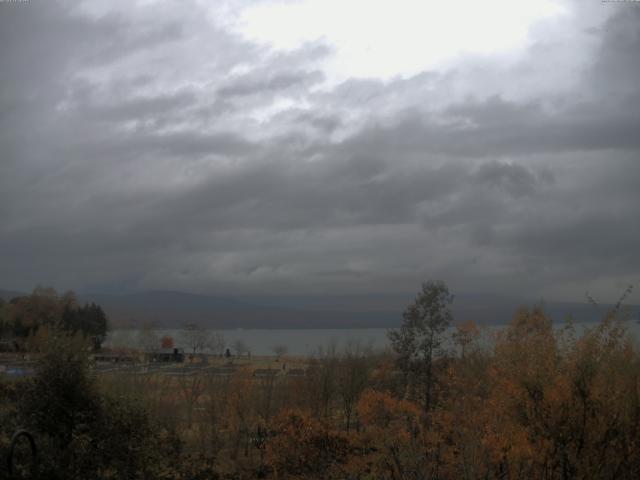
[105,321,640,357]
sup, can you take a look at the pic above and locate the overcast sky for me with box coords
[1,0,639,301]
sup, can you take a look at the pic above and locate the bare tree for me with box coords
[256,369,278,421]
[272,344,288,361]
[452,320,480,359]
[338,340,372,430]
[137,322,160,356]
[181,323,211,356]
[233,339,248,357]
[203,372,232,455]
[308,341,339,419]
[177,371,205,428]
[210,331,225,356]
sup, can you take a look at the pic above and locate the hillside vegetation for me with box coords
[1,285,639,479]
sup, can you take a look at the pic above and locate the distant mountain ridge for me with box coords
[81,291,640,328]
[2,288,638,329]
[77,291,398,329]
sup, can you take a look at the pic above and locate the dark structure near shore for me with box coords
[148,347,185,363]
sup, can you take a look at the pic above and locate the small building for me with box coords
[148,347,185,363]
[93,351,136,363]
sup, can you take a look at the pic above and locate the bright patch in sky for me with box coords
[232,0,566,80]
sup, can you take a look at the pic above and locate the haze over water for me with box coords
[106,321,640,357]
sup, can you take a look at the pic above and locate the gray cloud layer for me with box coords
[1,0,639,301]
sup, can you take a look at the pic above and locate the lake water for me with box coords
[106,328,392,356]
[105,321,640,357]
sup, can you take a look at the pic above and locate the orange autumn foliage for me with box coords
[88,305,640,479]
[265,409,349,478]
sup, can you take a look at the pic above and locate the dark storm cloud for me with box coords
[590,4,640,98]
[218,70,325,97]
[72,89,198,123]
[443,96,640,155]
[336,93,640,161]
[140,153,467,231]
[0,0,638,299]
[473,161,541,197]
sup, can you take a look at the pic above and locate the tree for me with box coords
[78,303,108,350]
[337,341,371,430]
[227,371,256,460]
[137,322,160,354]
[177,372,205,428]
[209,331,225,356]
[305,342,339,419]
[272,344,288,360]
[181,323,206,356]
[233,339,248,357]
[452,320,480,359]
[388,280,453,412]
[4,289,108,350]
[0,297,11,338]
[160,335,174,349]
[59,301,108,350]
[181,323,223,359]
[8,287,62,338]
[265,409,349,477]
[17,331,176,479]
